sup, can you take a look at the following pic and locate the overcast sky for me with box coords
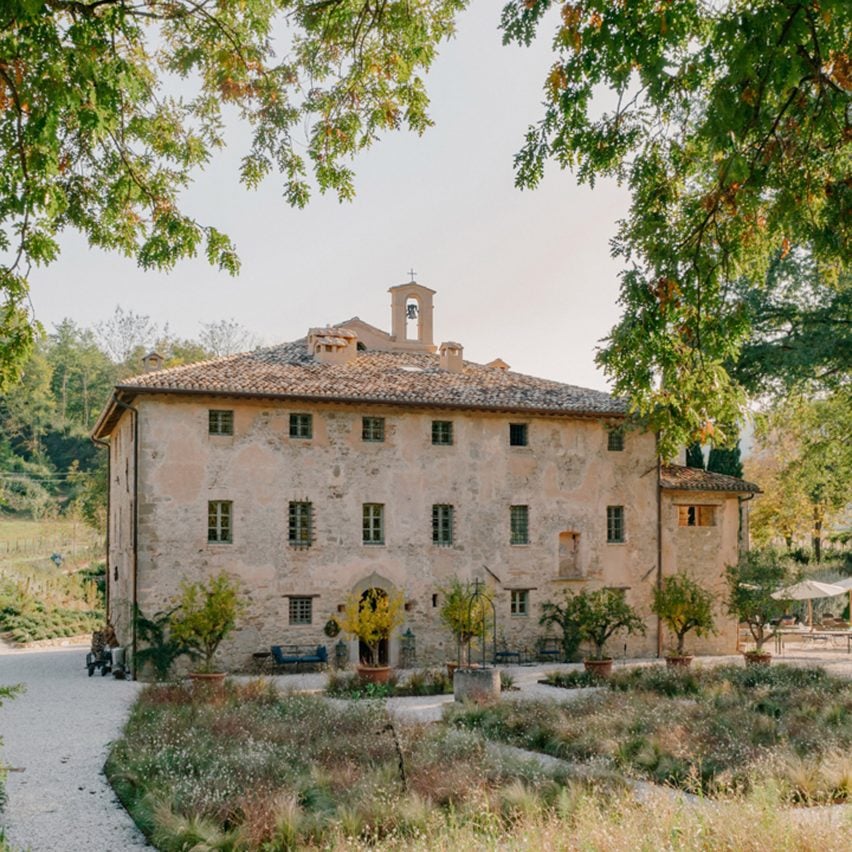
[31,3,631,393]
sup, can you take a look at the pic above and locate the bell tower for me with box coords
[388,282,437,353]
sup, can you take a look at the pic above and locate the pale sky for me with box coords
[31,3,631,392]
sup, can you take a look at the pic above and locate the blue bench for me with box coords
[270,644,328,670]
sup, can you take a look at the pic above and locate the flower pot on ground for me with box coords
[439,579,492,667]
[726,550,794,661]
[583,658,614,679]
[572,588,646,677]
[665,654,694,669]
[356,664,393,684]
[651,572,717,667]
[340,588,405,673]
[743,651,772,667]
[169,572,244,675]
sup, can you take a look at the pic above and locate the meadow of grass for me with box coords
[107,680,850,850]
[454,664,852,804]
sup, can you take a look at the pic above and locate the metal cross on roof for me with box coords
[408,268,417,282]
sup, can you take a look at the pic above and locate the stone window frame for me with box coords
[362,503,385,545]
[208,500,232,543]
[289,412,313,439]
[606,505,625,543]
[431,420,453,446]
[288,596,313,625]
[509,422,528,447]
[510,589,529,617]
[607,427,625,451]
[510,504,530,545]
[208,409,234,436]
[678,505,716,527]
[362,416,385,443]
[432,504,454,546]
[288,501,313,548]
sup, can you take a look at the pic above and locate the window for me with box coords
[432,504,454,546]
[289,413,312,439]
[607,428,624,451]
[510,505,529,545]
[208,500,232,543]
[510,590,529,617]
[288,596,313,625]
[362,416,385,442]
[509,423,528,447]
[208,409,233,435]
[606,506,625,543]
[288,501,312,547]
[362,503,385,545]
[431,420,453,445]
[678,505,716,527]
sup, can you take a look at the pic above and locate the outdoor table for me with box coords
[774,630,852,654]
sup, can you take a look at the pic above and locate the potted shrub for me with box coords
[651,573,717,667]
[726,550,793,665]
[439,579,492,674]
[170,572,244,681]
[132,605,190,681]
[574,588,645,678]
[340,588,405,683]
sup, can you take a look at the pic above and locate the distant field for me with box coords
[0,516,102,565]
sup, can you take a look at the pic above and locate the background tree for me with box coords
[199,320,261,358]
[707,441,744,479]
[685,442,705,470]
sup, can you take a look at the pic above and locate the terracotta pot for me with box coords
[744,651,772,667]
[187,671,226,686]
[583,658,613,679]
[446,661,459,679]
[357,665,393,684]
[665,655,693,669]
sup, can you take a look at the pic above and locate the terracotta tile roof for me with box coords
[661,464,761,493]
[113,340,627,417]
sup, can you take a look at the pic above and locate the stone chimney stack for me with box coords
[439,341,464,373]
[142,351,164,372]
[308,327,358,364]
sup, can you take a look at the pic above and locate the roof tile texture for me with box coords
[661,464,761,493]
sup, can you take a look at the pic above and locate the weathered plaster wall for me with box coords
[115,395,671,671]
[660,489,741,654]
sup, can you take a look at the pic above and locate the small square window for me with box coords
[678,505,716,527]
[510,505,529,545]
[509,423,528,447]
[431,420,453,445]
[208,410,233,435]
[289,596,313,625]
[208,500,232,543]
[288,501,312,547]
[432,504,454,546]
[289,413,312,439]
[363,503,385,545]
[510,590,529,617]
[606,506,625,543]
[362,416,385,442]
[607,428,624,451]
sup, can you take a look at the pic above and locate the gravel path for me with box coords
[0,645,148,851]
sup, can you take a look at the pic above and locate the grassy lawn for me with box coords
[107,678,850,850]
[452,665,852,805]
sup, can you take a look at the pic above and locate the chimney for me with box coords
[142,351,164,372]
[439,341,464,373]
[486,358,510,372]
[308,327,358,364]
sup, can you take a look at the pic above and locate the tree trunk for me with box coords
[812,505,823,563]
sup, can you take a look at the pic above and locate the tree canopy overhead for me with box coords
[1,1,849,459]
[0,0,463,386]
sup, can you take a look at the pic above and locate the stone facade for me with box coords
[94,285,758,673]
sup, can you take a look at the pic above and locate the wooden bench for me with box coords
[270,644,328,671]
[493,649,522,665]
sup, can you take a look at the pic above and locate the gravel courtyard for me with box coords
[1,642,850,850]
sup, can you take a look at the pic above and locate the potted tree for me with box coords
[726,550,793,665]
[574,588,645,678]
[170,572,244,682]
[539,592,584,663]
[439,579,492,676]
[340,588,405,684]
[651,573,716,667]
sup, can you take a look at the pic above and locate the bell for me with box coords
[406,303,419,320]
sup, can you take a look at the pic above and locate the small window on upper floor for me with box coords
[678,505,716,527]
[289,413,312,439]
[510,505,529,545]
[288,501,313,548]
[510,589,529,617]
[607,428,624,451]
[432,504,454,546]
[606,505,625,543]
[432,420,453,445]
[362,503,385,545]
[509,423,528,447]
[362,416,385,443]
[209,410,233,435]
[208,500,232,543]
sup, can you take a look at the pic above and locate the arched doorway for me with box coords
[358,587,389,665]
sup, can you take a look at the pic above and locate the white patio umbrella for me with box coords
[771,579,847,629]
[832,576,852,623]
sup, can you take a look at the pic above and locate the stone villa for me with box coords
[92,283,760,672]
